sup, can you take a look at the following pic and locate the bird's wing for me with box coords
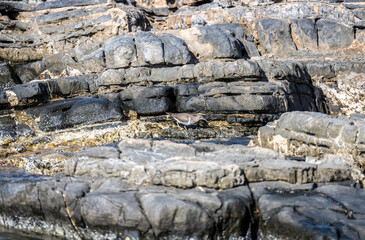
[169,113,190,122]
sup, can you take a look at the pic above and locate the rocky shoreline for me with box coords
[1,0,364,239]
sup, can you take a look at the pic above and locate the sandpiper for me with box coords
[167,112,207,129]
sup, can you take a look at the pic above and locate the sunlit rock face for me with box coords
[0,0,364,239]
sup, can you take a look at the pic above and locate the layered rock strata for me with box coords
[257,111,365,182]
[0,0,364,239]
[1,138,363,239]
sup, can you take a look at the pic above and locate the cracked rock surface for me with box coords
[0,0,365,238]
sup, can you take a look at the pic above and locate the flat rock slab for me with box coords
[64,138,353,188]
[0,177,253,240]
[251,181,365,239]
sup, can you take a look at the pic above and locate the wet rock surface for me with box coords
[0,0,364,239]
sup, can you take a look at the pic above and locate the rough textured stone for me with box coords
[177,81,288,114]
[317,20,355,50]
[290,18,318,51]
[135,32,165,66]
[0,63,19,90]
[117,86,175,115]
[170,23,247,61]
[105,35,137,69]
[159,33,194,65]
[251,182,365,239]
[1,0,365,239]
[61,138,353,187]
[257,111,365,175]
[0,176,254,240]
[12,61,42,84]
[256,18,297,56]
[26,97,123,131]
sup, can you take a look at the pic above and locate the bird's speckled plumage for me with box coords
[167,112,207,126]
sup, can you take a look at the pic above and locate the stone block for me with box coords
[27,97,123,131]
[159,33,194,65]
[97,69,126,87]
[117,86,175,115]
[0,63,19,90]
[317,20,354,50]
[290,18,317,51]
[256,18,297,55]
[135,32,164,66]
[81,192,149,231]
[105,35,137,69]
[139,193,213,237]
[13,61,42,84]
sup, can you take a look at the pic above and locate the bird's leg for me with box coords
[176,122,184,130]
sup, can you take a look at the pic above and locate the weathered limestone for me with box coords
[1,0,365,239]
[0,174,254,239]
[251,182,365,239]
[118,86,175,115]
[257,111,365,175]
[60,138,353,187]
[0,3,149,62]
[0,136,362,239]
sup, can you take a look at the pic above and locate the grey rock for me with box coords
[0,63,19,90]
[117,86,175,115]
[63,138,351,187]
[304,61,336,79]
[317,20,354,50]
[41,53,80,77]
[0,181,40,217]
[177,81,288,114]
[15,124,34,138]
[333,61,365,74]
[196,24,245,59]
[256,18,297,55]
[353,9,365,20]
[251,182,365,239]
[159,33,194,65]
[5,81,49,107]
[105,35,137,69]
[36,9,88,25]
[257,111,365,173]
[256,2,355,27]
[13,61,42,84]
[81,192,150,231]
[97,69,126,88]
[290,18,317,51]
[27,97,123,131]
[0,176,254,240]
[194,59,262,82]
[32,0,107,11]
[0,116,17,145]
[73,42,103,62]
[63,98,123,128]
[135,32,164,66]
[55,74,98,96]
[124,67,151,84]
[139,193,214,238]
[76,146,120,160]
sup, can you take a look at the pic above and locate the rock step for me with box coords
[0,177,253,239]
[0,59,326,114]
[251,181,365,239]
[0,164,363,239]
[257,111,365,181]
[59,138,353,187]
[0,4,149,62]
[163,3,365,57]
